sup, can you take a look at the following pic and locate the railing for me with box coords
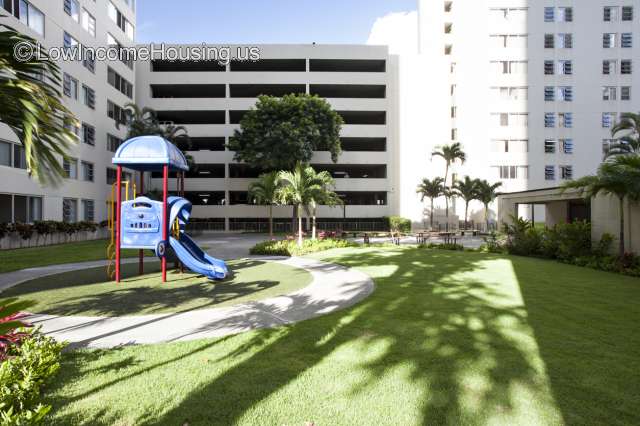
[186,222,226,232]
[316,222,388,232]
[228,222,295,233]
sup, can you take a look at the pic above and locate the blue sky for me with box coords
[136,0,418,44]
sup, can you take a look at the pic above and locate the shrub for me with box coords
[385,216,411,234]
[0,331,66,425]
[480,232,505,254]
[250,238,357,257]
[12,223,34,241]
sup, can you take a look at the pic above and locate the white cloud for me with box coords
[366,11,419,55]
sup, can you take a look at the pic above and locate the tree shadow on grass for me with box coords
[511,256,640,426]
[46,247,572,425]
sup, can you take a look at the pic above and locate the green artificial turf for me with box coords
[0,239,147,273]
[2,259,312,317]
[41,247,639,425]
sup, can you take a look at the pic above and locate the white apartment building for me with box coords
[415,0,640,223]
[0,0,136,224]
[137,45,400,231]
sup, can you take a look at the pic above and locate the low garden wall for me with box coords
[0,222,110,250]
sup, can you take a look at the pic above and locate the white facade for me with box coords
[1,0,639,230]
[136,45,399,230]
[417,0,640,223]
[0,0,136,224]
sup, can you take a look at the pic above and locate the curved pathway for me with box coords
[3,257,374,349]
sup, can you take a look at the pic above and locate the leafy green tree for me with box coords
[453,176,480,230]
[0,23,78,185]
[277,164,332,246]
[609,112,640,157]
[475,180,503,232]
[563,155,640,257]
[229,94,344,171]
[248,172,280,238]
[431,143,466,229]
[417,177,444,230]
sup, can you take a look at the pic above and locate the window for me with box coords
[545,166,556,181]
[603,59,617,74]
[82,123,95,146]
[107,100,128,125]
[558,7,573,22]
[493,165,528,180]
[604,6,619,22]
[544,60,555,75]
[63,198,78,223]
[603,86,617,100]
[558,33,573,48]
[622,6,633,21]
[491,139,528,153]
[28,196,42,222]
[562,139,574,154]
[621,33,633,48]
[499,113,508,126]
[560,166,573,180]
[107,67,133,98]
[82,85,95,109]
[0,141,11,167]
[106,168,117,185]
[545,113,556,128]
[560,60,573,75]
[621,60,632,74]
[621,86,631,101]
[63,0,79,22]
[63,73,78,99]
[13,145,26,169]
[107,33,134,69]
[63,31,78,51]
[17,0,44,36]
[63,157,77,179]
[82,9,96,37]
[603,33,617,48]
[107,134,122,152]
[83,49,95,73]
[544,86,555,101]
[602,112,616,128]
[108,1,134,40]
[81,161,94,182]
[82,199,94,221]
[560,112,573,128]
[64,121,80,140]
[451,128,457,140]
[559,86,573,101]
[544,7,555,22]
[545,139,556,153]
[544,34,554,48]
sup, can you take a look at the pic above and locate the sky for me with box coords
[136,0,418,45]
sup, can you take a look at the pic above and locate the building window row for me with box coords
[63,158,94,182]
[544,60,572,75]
[603,32,633,48]
[107,67,134,98]
[603,59,634,75]
[492,165,529,180]
[64,0,95,37]
[0,140,27,170]
[603,86,632,101]
[2,0,44,36]
[544,33,573,49]
[491,113,529,128]
[545,165,573,181]
[490,139,529,153]
[108,0,134,40]
[544,7,573,23]
[63,32,96,73]
[545,112,573,128]
[544,86,573,102]
[489,34,528,49]
[0,193,43,223]
[490,86,528,101]
[604,6,634,22]
[544,139,574,155]
[491,60,528,75]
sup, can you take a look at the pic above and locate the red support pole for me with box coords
[179,172,185,274]
[115,166,122,283]
[138,170,144,276]
[162,165,168,283]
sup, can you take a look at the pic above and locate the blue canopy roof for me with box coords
[112,136,189,172]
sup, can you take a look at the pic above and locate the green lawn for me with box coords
[0,240,147,274]
[42,247,639,425]
[2,260,312,316]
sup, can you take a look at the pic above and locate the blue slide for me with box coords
[168,197,228,280]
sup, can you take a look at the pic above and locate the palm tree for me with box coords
[453,176,480,230]
[417,177,444,230]
[608,112,640,157]
[124,103,158,138]
[563,155,640,257]
[307,173,341,240]
[248,172,280,238]
[431,143,467,229]
[0,22,78,185]
[475,180,503,232]
[277,164,330,247]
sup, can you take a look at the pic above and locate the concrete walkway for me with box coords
[8,257,373,349]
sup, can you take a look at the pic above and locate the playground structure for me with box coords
[110,136,228,282]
